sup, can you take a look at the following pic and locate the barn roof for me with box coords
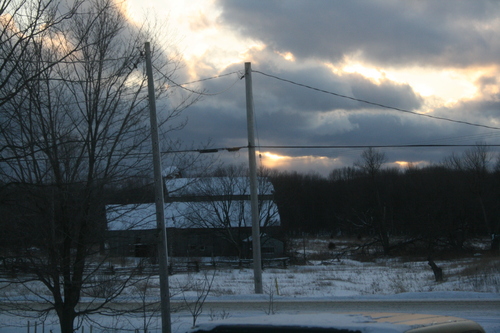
[106,200,280,231]
[107,202,187,230]
[106,177,280,230]
[107,176,279,231]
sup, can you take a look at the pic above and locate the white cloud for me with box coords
[123,0,500,175]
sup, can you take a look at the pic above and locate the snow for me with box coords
[106,202,193,230]
[106,199,280,230]
[1,256,499,333]
[106,176,280,231]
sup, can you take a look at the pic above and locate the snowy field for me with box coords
[2,238,500,332]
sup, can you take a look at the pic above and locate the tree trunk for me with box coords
[427,257,443,282]
[492,234,500,252]
[58,305,76,333]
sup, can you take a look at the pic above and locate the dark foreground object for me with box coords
[188,312,485,333]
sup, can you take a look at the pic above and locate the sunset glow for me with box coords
[341,59,478,103]
[258,152,292,168]
[120,0,500,175]
[277,51,296,62]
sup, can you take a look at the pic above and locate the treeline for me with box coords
[270,146,500,254]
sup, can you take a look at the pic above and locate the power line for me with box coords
[4,144,499,164]
[152,67,243,96]
[252,70,500,131]
[255,144,500,149]
[178,71,244,86]
[165,143,500,154]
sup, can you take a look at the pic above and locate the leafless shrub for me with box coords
[181,270,217,327]
[209,308,231,321]
[263,280,278,315]
[458,258,500,292]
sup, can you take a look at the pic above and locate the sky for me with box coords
[125,0,500,176]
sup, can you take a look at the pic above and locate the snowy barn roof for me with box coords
[106,200,280,231]
[107,203,188,231]
[106,177,280,230]
[107,176,280,231]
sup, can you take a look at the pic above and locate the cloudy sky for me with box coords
[126,0,500,176]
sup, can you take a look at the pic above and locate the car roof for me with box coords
[188,312,485,333]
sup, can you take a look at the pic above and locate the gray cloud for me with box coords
[218,0,500,67]
[172,59,500,169]
[177,56,424,146]
[167,1,500,175]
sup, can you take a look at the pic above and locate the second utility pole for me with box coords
[145,42,172,333]
[245,62,263,294]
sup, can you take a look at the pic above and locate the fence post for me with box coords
[27,321,30,333]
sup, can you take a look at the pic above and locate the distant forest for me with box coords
[269,146,500,254]
[35,145,499,256]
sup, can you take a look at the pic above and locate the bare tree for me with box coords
[181,270,216,328]
[179,165,280,259]
[0,0,196,332]
[0,0,89,108]
[132,274,162,333]
[444,143,499,249]
[354,148,392,254]
[354,147,387,180]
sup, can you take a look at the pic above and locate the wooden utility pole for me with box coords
[245,62,263,294]
[145,42,172,333]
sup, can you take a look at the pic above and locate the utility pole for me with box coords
[145,42,171,333]
[245,62,263,294]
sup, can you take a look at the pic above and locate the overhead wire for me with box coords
[6,143,500,164]
[141,67,500,155]
[152,66,243,96]
[254,144,500,149]
[252,70,500,131]
[9,64,500,162]
[177,71,244,86]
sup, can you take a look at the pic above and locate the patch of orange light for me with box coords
[342,62,385,83]
[258,151,336,170]
[337,57,485,104]
[395,161,410,168]
[0,14,15,31]
[324,62,343,76]
[260,152,287,160]
[276,51,295,62]
[393,161,430,169]
[123,0,266,72]
[118,0,143,26]
[258,151,292,168]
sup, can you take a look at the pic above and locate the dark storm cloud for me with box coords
[218,0,500,67]
[246,56,423,113]
[174,54,498,165]
[347,75,422,110]
[176,59,424,151]
[168,1,500,175]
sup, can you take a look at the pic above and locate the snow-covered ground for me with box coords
[2,254,499,333]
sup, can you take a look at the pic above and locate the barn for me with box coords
[105,175,283,260]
